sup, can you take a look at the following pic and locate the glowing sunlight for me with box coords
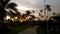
[16,6,33,10]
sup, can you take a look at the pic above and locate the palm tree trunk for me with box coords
[0,5,6,23]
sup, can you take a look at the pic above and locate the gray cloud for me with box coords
[10,0,60,13]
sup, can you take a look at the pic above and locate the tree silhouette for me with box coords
[26,10,31,16]
[6,3,17,10]
[39,13,41,16]
[9,10,16,18]
[32,10,35,13]
[0,0,11,18]
[0,1,21,30]
[6,3,21,15]
[53,13,55,16]
[44,4,52,20]
[46,4,51,11]
[0,5,7,22]
[0,0,10,8]
[0,0,11,22]
[41,15,44,18]
[22,13,26,17]
[40,10,43,13]
[0,0,20,16]
[0,0,20,22]
[30,15,35,19]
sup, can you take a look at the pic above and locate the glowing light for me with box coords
[6,16,10,20]
[11,18,14,21]
[15,17,17,19]
[21,20,23,22]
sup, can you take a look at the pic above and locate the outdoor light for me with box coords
[6,16,11,20]
[11,18,14,21]
[15,17,17,19]
[20,20,23,22]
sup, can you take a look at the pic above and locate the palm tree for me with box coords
[46,4,51,11]
[6,2,21,15]
[32,10,35,13]
[0,0,20,33]
[0,0,10,22]
[41,15,44,18]
[9,10,16,17]
[22,13,26,17]
[45,4,51,17]
[0,0,21,24]
[0,0,21,16]
[0,0,10,8]
[40,10,43,13]
[53,13,55,16]
[45,4,52,34]
[0,5,7,22]
[39,13,41,16]
[6,3,17,11]
[26,10,31,16]
[0,0,10,19]
[31,15,35,19]
[0,0,19,13]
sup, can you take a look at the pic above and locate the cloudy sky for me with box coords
[10,0,60,15]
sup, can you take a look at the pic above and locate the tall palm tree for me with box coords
[0,0,10,8]
[0,0,20,15]
[6,3,21,16]
[0,0,10,22]
[0,0,20,33]
[9,10,16,17]
[45,4,52,34]
[0,0,19,13]
[6,3,17,11]
[0,5,7,22]
[45,4,52,20]
[0,0,10,19]
[0,0,20,22]
[46,4,51,11]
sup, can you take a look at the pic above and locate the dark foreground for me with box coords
[0,20,60,34]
